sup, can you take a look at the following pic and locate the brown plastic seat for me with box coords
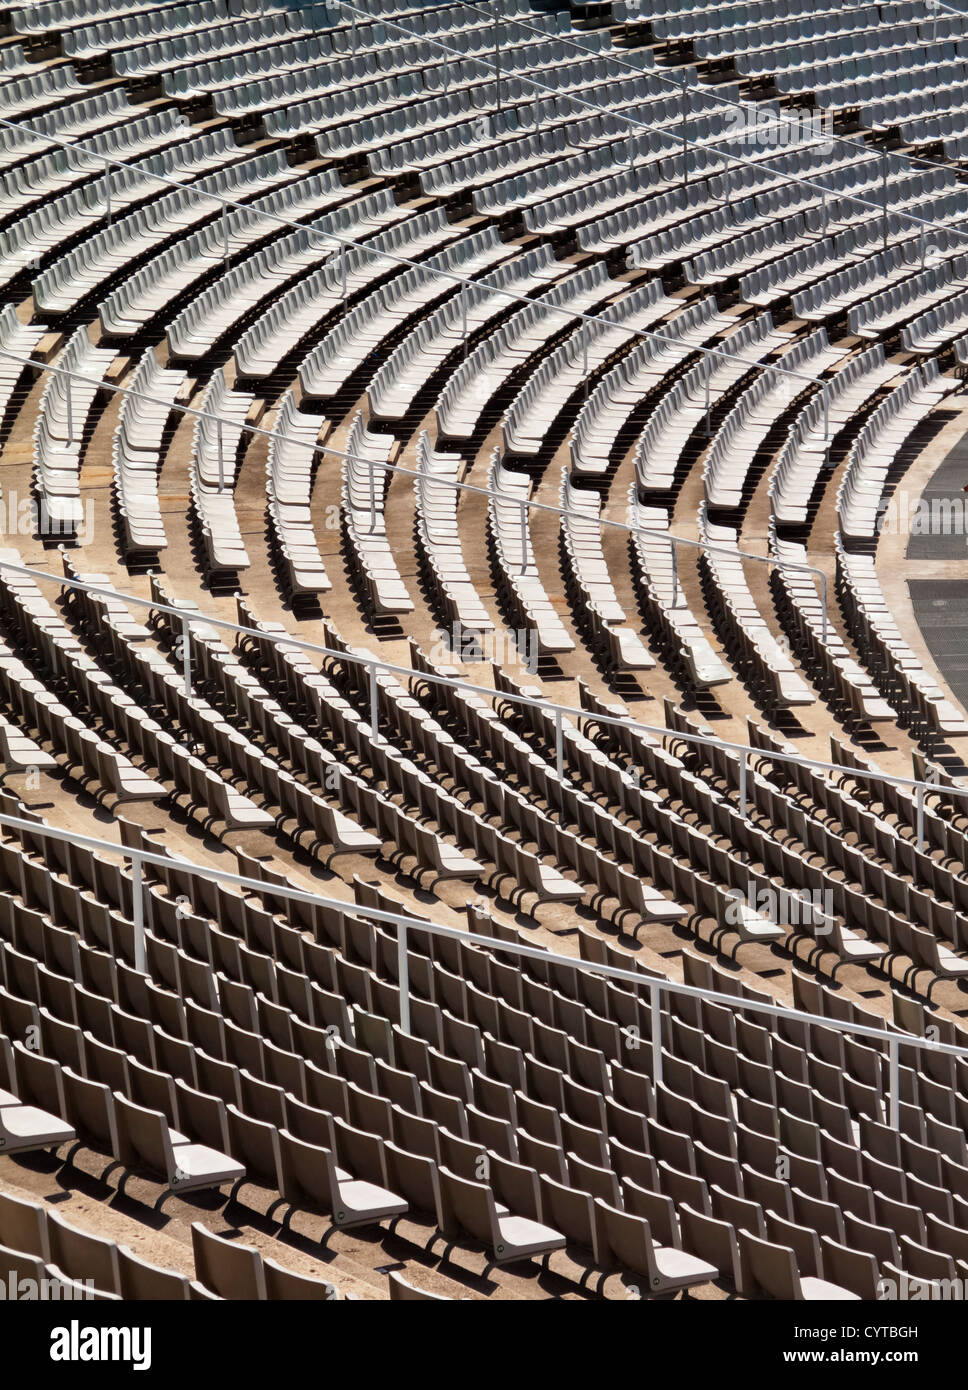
[387,1269,452,1301]
[0,1090,75,1154]
[62,1067,119,1155]
[191,1222,266,1300]
[538,1174,602,1264]
[825,1164,875,1222]
[610,1139,660,1194]
[118,1244,198,1300]
[44,1263,122,1301]
[765,1209,823,1280]
[711,1184,767,1240]
[843,1211,900,1269]
[873,1191,926,1246]
[47,1209,121,1296]
[740,1230,859,1300]
[621,1179,679,1248]
[569,1149,622,1206]
[264,1257,338,1301]
[517,1127,568,1184]
[0,1241,47,1288]
[595,1198,718,1294]
[0,1189,49,1261]
[657,1160,712,1216]
[390,1106,440,1163]
[819,1235,882,1299]
[383,1140,443,1222]
[438,1166,565,1264]
[489,1152,543,1224]
[513,1089,560,1145]
[278,1128,407,1228]
[115,1092,244,1193]
[678,1204,746,1295]
[791,1187,845,1244]
[742,1165,794,1222]
[926,1211,968,1266]
[226,1103,282,1188]
[438,1125,486,1181]
[0,1041,75,1155]
[897,1233,959,1283]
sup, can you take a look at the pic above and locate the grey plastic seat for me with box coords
[118,1244,199,1300]
[278,1128,407,1228]
[678,1203,748,1295]
[438,1166,566,1264]
[595,1198,719,1294]
[741,1229,859,1300]
[0,1189,50,1261]
[263,1256,337,1300]
[47,1209,121,1296]
[387,1269,452,1301]
[0,1241,47,1288]
[818,1235,883,1300]
[0,1077,75,1155]
[114,1092,244,1193]
[191,1222,266,1300]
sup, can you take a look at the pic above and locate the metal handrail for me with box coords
[0,801,959,1130]
[0,106,823,394]
[396,0,968,195]
[0,551,958,852]
[325,0,968,254]
[2,0,956,395]
[1,342,847,639]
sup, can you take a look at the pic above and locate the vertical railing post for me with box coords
[217,418,225,494]
[397,922,410,1035]
[182,615,191,696]
[519,500,528,574]
[703,351,712,436]
[818,569,829,653]
[65,379,74,448]
[368,453,377,533]
[889,1036,900,1130]
[493,4,501,112]
[916,782,925,853]
[650,983,663,1085]
[370,661,380,744]
[739,749,748,821]
[882,151,889,252]
[555,709,564,781]
[681,72,688,187]
[131,854,145,974]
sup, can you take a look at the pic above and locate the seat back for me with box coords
[741,1230,801,1299]
[48,1210,121,1296]
[438,1168,494,1246]
[0,1189,49,1261]
[118,1244,192,1300]
[190,1222,266,1300]
[387,1269,451,1301]
[114,1093,172,1177]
